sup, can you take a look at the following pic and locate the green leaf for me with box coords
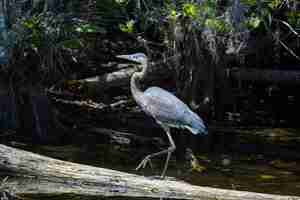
[182,3,199,19]
[287,11,300,27]
[195,0,217,19]
[168,9,178,21]
[205,18,230,33]
[259,174,276,180]
[23,20,35,29]
[119,20,134,33]
[240,0,257,7]
[75,24,101,33]
[268,0,281,9]
[247,16,262,29]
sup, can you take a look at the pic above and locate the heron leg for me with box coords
[161,125,175,178]
[135,124,176,179]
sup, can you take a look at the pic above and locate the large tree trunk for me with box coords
[0,144,299,200]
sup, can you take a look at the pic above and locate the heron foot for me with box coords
[136,155,153,171]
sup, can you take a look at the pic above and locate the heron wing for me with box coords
[142,87,191,127]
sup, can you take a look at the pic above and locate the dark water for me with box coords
[3,128,300,199]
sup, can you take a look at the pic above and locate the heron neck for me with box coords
[130,61,148,105]
[139,61,148,79]
[130,72,144,101]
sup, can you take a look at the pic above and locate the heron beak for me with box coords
[116,54,141,64]
[116,55,131,60]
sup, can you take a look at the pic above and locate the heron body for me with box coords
[116,53,208,178]
[143,87,207,134]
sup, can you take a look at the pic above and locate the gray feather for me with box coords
[142,87,207,135]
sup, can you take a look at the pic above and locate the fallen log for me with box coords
[77,56,178,92]
[79,67,138,91]
[77,66,172,92]
[79,66,300,93]
[0,144,299,199]
[229,67,300,85]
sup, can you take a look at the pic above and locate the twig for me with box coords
[52,97,130,111]
[275,19,300,38]
[264,18,300,61]
[46,88,81,99]
[275,34,300,61]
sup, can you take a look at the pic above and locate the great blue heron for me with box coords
[116,53,208,178]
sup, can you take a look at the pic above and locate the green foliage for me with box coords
[21,16,43,49]
[94,0,133,31]
[239,0,273,31]
[145,0,227,34]
[258,174,276,180]
[18,12,79,50]
[198,0,217,18]
[178,0,230,33]
[240,0,257,7]
[241,0,281,9]
[245,16,263,29]
[238,0,298,37]
[286,11,300,27]
[268,0,281,9]
[6,12,80,85]
[119,20,134,33]
[75,24,94,33]
[182,3,199,19]
[205,18,230,33]
[168,9,178,22]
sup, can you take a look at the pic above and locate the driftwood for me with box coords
[229,68,300,84]
[0,144,300,200]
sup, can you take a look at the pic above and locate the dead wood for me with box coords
[87,127,165,146]
[78,67,137,91]
[77,61,173,92]
[0,144,299,200]
[77,65,300,95]
[46,88,81,99]
[51,97,130,112]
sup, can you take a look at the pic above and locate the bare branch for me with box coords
[275,19,300,38]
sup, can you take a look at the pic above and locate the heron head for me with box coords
[116,53,147,65]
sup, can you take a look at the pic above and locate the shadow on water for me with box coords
[3,127,300,199]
